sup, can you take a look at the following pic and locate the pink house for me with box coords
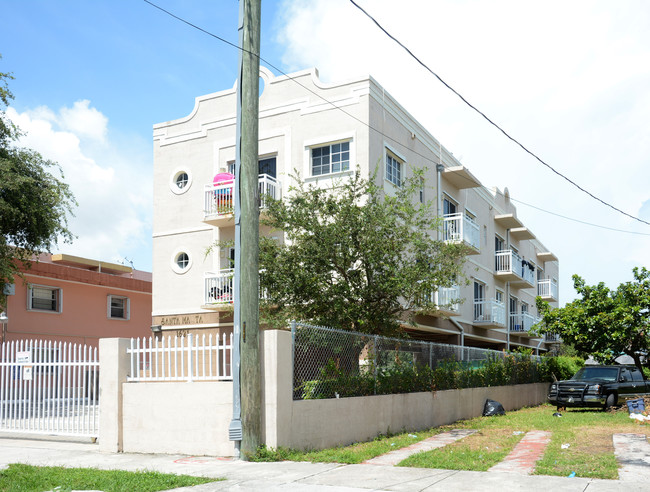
[2,254,152,348]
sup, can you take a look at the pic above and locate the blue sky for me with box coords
[2,0,650,304]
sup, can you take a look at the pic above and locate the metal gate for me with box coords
[0,339,99,438]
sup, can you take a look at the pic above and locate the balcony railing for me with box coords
[495,250,535,285]
[509,312,540,333]
[473,298,506,325]
[443,213,480,251]
[537,278,558,300]
[204,269,270,305]
[205,269,234,304]
[424,285,460,312]
[203,173,281,219]
[544,332,561,343]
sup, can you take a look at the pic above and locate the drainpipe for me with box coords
[450,318,465,361]
[535,337,544,356]
[436,161,444,242]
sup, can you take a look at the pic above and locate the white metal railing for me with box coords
[127,333,233,382]
[205,269,270,305]
[495,250,535,284]
[442,213,480,250]
[0,339,99,438]
[205,269,234,304]
[545,332,560,343]
[537,278,558,299]
[509,312,539,333]
[432,285,460,312]
[204,174,281,218]
[473,299,506,325]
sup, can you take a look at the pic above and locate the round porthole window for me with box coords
[171,250,192,274]
[170,168,192,195]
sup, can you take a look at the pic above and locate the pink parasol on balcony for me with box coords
[213,172,235,185]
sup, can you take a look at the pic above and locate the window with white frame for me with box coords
[385,151,402,187]
[108,295,130,320]
[28,285,61,312]
[311,141,350,176]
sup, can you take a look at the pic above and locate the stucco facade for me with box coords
[152,67,559,352]
[2,254,152,347]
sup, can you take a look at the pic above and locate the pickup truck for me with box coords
[548,365,650,410]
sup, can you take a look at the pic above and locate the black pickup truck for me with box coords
[548,365,650,410]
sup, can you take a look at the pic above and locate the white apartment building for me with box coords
[152,67,559,352]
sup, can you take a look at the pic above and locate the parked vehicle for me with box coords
[548,365,650,410]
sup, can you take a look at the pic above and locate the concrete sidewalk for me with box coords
[0,435,646,491]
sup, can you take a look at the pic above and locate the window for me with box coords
[171,250,192,274]
[170,168,192,195]
[108,295,130,320]
[176,253,189,269]
[419,178,424,203]
[229,157,278,178]
[386,152,402,187]
[443,196,457,216]
[311,141,350,176]
[495,290,504,304]
[28,285,61,312]
[175,172,188,189]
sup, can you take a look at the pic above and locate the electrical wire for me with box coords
[142,0,650,237]
[347,0,650,228]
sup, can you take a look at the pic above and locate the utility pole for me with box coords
[230,0,261,459]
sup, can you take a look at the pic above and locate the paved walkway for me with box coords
[363,429,477,466]
[613,433,650,482]
[489,430,552,474]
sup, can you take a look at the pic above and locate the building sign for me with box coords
[159,314,204,326]
[16,351,31,364]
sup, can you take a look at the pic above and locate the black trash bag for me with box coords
[482,399,506,417]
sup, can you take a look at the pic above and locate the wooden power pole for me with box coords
[232,0,262,459]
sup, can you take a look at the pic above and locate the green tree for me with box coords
[259,169,468,337]
[0,64,76,306]
[536,267,650,373]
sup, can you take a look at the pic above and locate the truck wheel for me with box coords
[604,393,616,411]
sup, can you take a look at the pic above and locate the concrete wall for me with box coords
[263,330,549,451]
[121,381,235,456]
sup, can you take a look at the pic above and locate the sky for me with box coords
[1,0,649,305]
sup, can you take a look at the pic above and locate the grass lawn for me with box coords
[264,404,650,480]
[0,464,221,492]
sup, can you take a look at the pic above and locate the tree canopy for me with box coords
[0,64,76,306]
[536,267,650,372]
[258,169,468,337]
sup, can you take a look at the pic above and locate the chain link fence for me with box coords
[291,321,543,400]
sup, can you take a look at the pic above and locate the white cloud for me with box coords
[276,0,650,301]
[7,102,152,271]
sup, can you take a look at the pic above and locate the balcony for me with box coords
[473,299,506,327]
[203,174,281,227]
[544,332,561,343]
[424,285,461,316]
[443,213,480,254]
[204,269,270,306]
[509,313,541,337]
[205,269,234,305]
[494,250,535,287]
[537,278,558,301]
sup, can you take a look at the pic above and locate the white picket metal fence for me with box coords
[127,333,233,382]
[0,339,99,438]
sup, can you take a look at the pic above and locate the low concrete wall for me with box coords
[264,329,548,451]
[284,383,548,450]
[121,381,236,456]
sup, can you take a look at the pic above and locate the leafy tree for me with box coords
[0,63,76,306]
[536,267,650,373]
[259,169,468,337]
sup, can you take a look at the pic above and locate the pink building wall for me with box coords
[3,255,152,348]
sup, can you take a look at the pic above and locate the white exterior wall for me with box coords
[153,66,559,350]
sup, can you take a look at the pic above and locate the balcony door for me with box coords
[443,196,458,241]
[474,281,485,321]
[509,296,518,331]
[228,156,277,178]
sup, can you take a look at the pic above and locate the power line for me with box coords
[143,0,650,237]
[509,197,650,236]
[347,0,650,228]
